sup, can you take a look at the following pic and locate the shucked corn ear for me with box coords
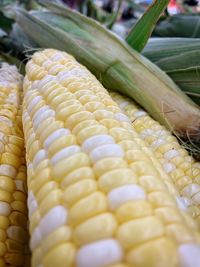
[0,63,29,266]
[14,0,200,145]
[23,48,200,267]
[111,92,200,225]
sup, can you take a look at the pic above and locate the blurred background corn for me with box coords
[23,48,200,267]
[111,91,200,226]
[0,63,29,267]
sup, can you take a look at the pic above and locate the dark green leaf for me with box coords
[0,10,14,32]
[105,0,122,29]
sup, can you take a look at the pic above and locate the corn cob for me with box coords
[0,63,29,267]
[23,49,200,267]
[111,91,200,225]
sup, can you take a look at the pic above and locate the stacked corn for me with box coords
[23,49,200,267]
[111,92,200,226]
[0,63,29,266]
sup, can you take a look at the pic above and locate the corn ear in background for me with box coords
[0,63,29,266]
[111,91,200,225]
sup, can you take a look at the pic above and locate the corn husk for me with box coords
[154,14,200,38]
[143,38,200,61]
[143,38,200,106]
[14,0,200,144]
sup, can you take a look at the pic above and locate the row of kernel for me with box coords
[22,75,126,267]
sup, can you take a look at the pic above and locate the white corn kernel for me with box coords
[40,206,68,240]
[179,244,200,267]
[76,239,123,267]
[82,135,115,154]
[164,149,179,160]
[163,162,176,173]
[33,149,47,169]
[0,202,11,216]
[90,144,124,163]
[51,145,81,165]
[44,128,71,149]
[108,185,146,210]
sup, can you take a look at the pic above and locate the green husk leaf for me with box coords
[14,2,200,144]
[143,37,200,62]
[126,0,170,52]
[156,50,200,71]
[10,22,37,52]
[143,39,200,106]
[154,14,200,38]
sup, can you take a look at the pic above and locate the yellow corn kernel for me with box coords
[148,191,176,208]
[38,189,62,216]
[41,226,71,254]
[126,238,178,267]
[166,223,195,244]
[0,177,15,193]
[155,207,184,224]
[9,211,27,228]
[77,125,108,144]
[115,200,153,223]
[93,158,128,177]
[1,153,21,168]
[5,252,24,266]
[0,230,6,242]
[42,243,75,267]
[61,167,95,188]
[36,181,58,204]
[52,153,91,181]
[139,175,166,192]
[7,226,28,244]
[11,201,27,215]
[99,169,137,192]
[65,111,94,129]
[72,120,98,136]
[30,168,51,194]
[0,190,13,203]
[63,179,97,207]
[73,213,117,245]
[69,192,108,226]
[0,216,9,230]
[0,242,7,257]
[130,161,159,177]
[117,216,164,250]
[13,192,26,202]
[5,239,24,254]
[48,134,77,156]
